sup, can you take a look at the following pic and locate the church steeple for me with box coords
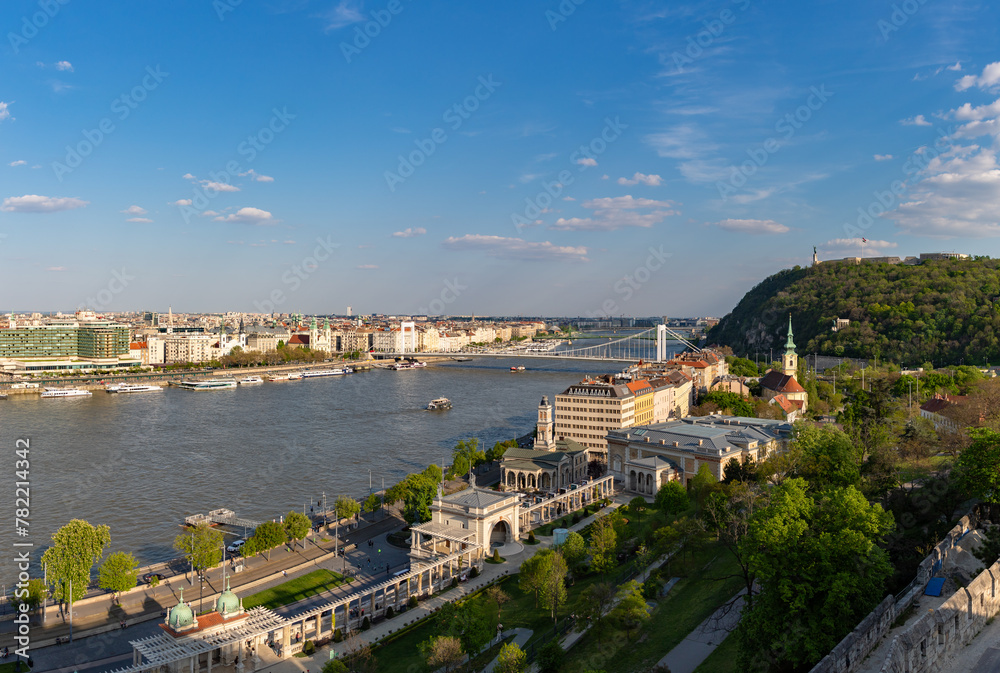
[782,315,798,377]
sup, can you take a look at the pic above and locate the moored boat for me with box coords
[237,376,264,385]
[41,387,93,398]
[174,379,238,390]
[106,383,163,393]
[301,368,351,378]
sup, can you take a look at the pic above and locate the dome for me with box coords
[216,578,240,616]
[168,588,194,630]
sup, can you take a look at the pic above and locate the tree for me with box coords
[284,511,311,549]
[248,521,287,561]
[519,550,553,607]
[541,551,569,624]
[485,584,511,622]
[722,455,759,485]
[335,496,361,521]
[736,478,895,671]
[560,531,587,571]
[13,578,48,614]
[537,641,565,673]
[689,464,721,510]
[792,423,863,491]
[588,515,618,574]
[421,635,465,673]
[98,551,139,604]
[453,438,486,475]
[41,519,111,605]
[577,582,617,643]
[956,428,1000,504]
[612,580,650,641]
[363,493,381,515]
[173,523,224,575]
[655,481,689,517]
[702,484,765,601]
[322,660,348,673]
[628,497,648,527]
[494,642,527,673]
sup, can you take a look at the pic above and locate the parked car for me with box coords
[226,539,246,554]
[142,572,165,584]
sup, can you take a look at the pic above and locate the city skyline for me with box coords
[2,1,999,316]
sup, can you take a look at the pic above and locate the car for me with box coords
[226,539,246,553]
[142,572,165,584]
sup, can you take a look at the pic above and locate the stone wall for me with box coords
[808,512,983,673]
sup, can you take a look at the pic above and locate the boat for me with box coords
[174,379,238,391]
[452,357,472,362]
[267,373,291,381]
[510,366,526,372]
[106,384,163,393]
[427,397,452,410]
[41,388,93,398]
[237,376,264,385]
[301,368,351,378]
[286,372,303,380]
[390,360,426,370]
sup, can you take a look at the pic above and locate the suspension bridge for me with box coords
[381,324,700,364]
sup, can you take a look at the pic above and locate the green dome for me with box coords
[216,579,240,616]
[169,588,194,630]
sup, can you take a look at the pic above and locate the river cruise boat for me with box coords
[105,384,163,393]
[390,360,426,370]
[237,376,264,385]
[41,388,93,398]
[301,368,351,378]
[287,372,303,380]
[427,397,452,410]
[174,379,238,391]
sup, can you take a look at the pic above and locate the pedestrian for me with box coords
[283,570,288,577]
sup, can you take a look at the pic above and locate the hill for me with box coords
[707,258,1000,367]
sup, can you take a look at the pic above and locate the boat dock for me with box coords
[185,508,262,531]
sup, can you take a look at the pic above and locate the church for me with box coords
[759,316,808,413]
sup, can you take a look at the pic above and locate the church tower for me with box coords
[533,395,556,451]
[783,315,798,378]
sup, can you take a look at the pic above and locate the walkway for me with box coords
[657,591,746,673]
[483,628,532,673]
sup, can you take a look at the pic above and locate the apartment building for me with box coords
[553,375,639,455]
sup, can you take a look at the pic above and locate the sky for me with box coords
[2,0,999,318]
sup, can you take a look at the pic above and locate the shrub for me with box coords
[642,577,663,600]
[333,628,343,643]
[386,606,394,619]
[573,513,581,524]
[528,531,536,544]
[538,641,565,673]
[408,596,419,608]
[361,616,370,630]
[470,567,479,578]
[302,639,316,655]
[493,549,501,562]
[451,577,459,588]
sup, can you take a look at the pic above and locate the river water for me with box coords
[0,344,678,584]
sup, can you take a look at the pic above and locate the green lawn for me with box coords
[242,569,349,610]
[898,454,952,483]
[0,663,31,673]
[693,631,739,673]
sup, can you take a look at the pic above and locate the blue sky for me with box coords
[2,0,999,317]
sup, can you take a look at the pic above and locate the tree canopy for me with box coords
[99,551,139,603]
[956,428,1000,504]
[41,519,111,604]
[284,511,311,548]
[173,523,224,573]
[248,521,287,560]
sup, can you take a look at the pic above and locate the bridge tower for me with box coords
[656,324,668,362]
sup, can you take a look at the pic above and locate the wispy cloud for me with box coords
[8,160,26,167]
[171,199,192,206]
[356,264,379,269]
[901,115,932,127]
[325,0,364,30]
[55,60,74,72]
[126,217,153,223]
[575,157,598,167]
[1,195,88,213]
[239,169,274,182]
[550,195,677,231]
[874,154,893,161]
[392,227,426,238]
[617,172,662,186]
[121,205,147,216]
[0,102,13,122]
[822,238,897,251]
[710,218,789,235]
[213,207,274,224]
[443,235,589,262]
[46,266,67,272]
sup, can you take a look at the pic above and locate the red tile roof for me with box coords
[759,370,806,394]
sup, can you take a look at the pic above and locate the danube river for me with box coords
[0,354,655,580]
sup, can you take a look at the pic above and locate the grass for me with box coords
[693,630,739,673]
[242,569,349,610]
[561,536,745,673]
[0,663,31,673]
[897,454,952,483]
[486,556,506,564]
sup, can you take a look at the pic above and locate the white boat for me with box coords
[301,368,351,378]
[41,388,92,398]
[427,397,452,410]
[237,376,264,385]
[174,379,238,390]
[286,372,303,380]
[106,384,163,393]
[267,373,291,381]
[510,366,526,372]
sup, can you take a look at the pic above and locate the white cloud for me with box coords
[202,210,221,217]
[8,160,26,167]
[443,235,589,262]
[617,172,663,186]
[46,266,67,272]
[172,199,192,206]
[182,173,196,180]
[126,217,153,223]
[948,62,963,72]
[550,195,677,231]
[955,61,1000,92]
[576,157,598,167]
[201,180,240,192]
[874,154,894,161]
[239,169,274,182]
[213,207,274,224]
[121,205,147,215]
[1,195,88,213]
[822,238,897,251]
[356,264,379,269]
[55,61,73,72]
[325,0,364,30]
[391,127,411,134]
[392,227,427,238]
[0,102,13,122]
[901,115,932,127]
[953,98,1000,121]
[711,219,789,235]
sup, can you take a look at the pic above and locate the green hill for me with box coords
[707,258,1000,367]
